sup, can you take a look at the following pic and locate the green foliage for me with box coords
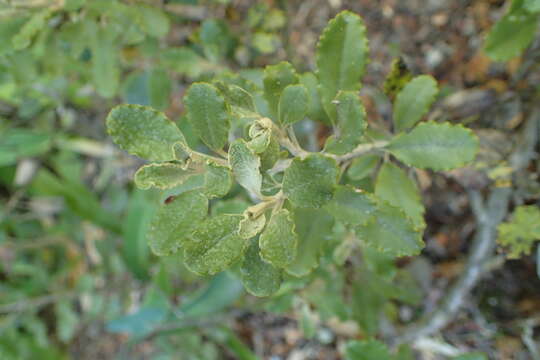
[484,0,540,61]
[498,205,540,258]
[105,10,479,299]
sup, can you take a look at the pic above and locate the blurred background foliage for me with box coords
[0,0,539,359]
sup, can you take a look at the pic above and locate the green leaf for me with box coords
[375,162,425,229]
[238,213,267,239]
[134,163,197,190]
[286,208,335,277]
[229,139,262,195]
[393,75,438,132]
[324,91,367,155]
[203,161,233,199]
[160,47,209,77]
[283,154,339,208]
[497,205,540,258]
[453,353,488,360]
[263,61,299,119]
[199,19,235,62]
[383,57,413,101]
[12,9,52,50]
[347,154,380,180]
[123,189,156,280]
[524,0,540,12]
[278,84,309,125]
[0,129,51,167]
[106,104,186,161]
[184,83,231,151]
[214,82,257,118]
[147,191,208,256]
[355,200,424,257]
[91,26,120,98]
[484,7,538,61]
[259,209,298,268]
[300,72,331,125]
[184,215,245,276]
[324,186,377,226]
[134,4,170,38]
[344,339,392,360]
[386,122,479,171]
[240,238,282,297]
[317,11,369,121]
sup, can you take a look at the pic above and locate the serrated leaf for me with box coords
[214,82,258,118]
[148,191,208,256]
[259,209,298,268]
[386,122,479,171]
[203,161,232,199]
[134,162,197,190]
[283,154,339,208]
[347,154,380,180]
[324,91,367,155]
[300,72,331,125]
[344,339,392,360]
[484,7,538,61]
[229,139,262,195]
[184,83,231,151]
[383,57,413,100]
[240,237,282,297]
[238,212,267,239]
[278,84,309,125]
[263,61,299,119]
[107,104,187,161]
[355,200,424,257]
[375,162,425,229]
[497,205,540,258]
[324,186,377,226]
[317,11,369,122]
[184,215,245,276]
[393,75,438,132]
[286,208,335,277]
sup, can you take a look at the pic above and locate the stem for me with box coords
[331,141,389,162]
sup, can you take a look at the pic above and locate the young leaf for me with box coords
[263,61,299,119]
[383,57,413,101]
[278,84,309,125]
[240,238,282,297]
[324,91,367,155]
[229,139,262,195]
[386,122,479,171]
[214,82,257,118]
[347,154,380,180]
[283,154,339,208]
[484,7,538,61]
[317,11,369,121]
[147,191,208,256]
[286,208,335,277]
[106,104,187,161]
[134,162,197,190]
[393,75,438,132]
[184,215,245,276]
[238,213,267,240]
[184,83,231,151]
[375,162,425,229]
[355,200,424,257]
[497,205,540,258]
[259,209,298,268]
[203,162,233,199]
[324,186,377,226]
